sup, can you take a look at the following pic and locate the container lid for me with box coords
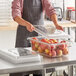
[45,30,72,39]
[34,26,56,39]
[28,30,72,40]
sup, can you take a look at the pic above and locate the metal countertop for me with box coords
[0,43,76,74]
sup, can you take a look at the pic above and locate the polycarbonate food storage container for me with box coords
[28,36,71,58]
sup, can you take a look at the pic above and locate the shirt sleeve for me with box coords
[12,0,22,20]
[43,0,56,17]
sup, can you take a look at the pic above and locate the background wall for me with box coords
[0,0,17,26]
[50,0,75,19]
[51,0,75,9]
[0,0,75,26]
[0,30,16,49]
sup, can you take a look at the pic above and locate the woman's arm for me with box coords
[12,0,35,32]
[14,16,35,32]
[43,0,63,31]
[50,14,63,31]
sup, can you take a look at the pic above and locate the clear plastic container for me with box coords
[28,36,71,58]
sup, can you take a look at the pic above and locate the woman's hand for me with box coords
[26,22,35,32]
[50,14,64,31]
[55,24,64,31]
[14,16,35,32]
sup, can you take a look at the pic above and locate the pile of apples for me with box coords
[31,37,68,57]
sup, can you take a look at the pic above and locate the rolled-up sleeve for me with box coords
[42,0,56,17]
[12,0,22,20]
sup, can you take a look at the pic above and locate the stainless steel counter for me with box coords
[42,45,76,68]
[0,43,76,75]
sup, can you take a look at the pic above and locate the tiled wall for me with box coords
[0,0,15,26]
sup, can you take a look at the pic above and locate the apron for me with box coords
[15,0,44,47]
[12,1,55,76]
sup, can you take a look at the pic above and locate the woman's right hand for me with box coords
[26,22,35,32]
[14,16,35,32]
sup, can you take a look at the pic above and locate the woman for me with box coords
[11,0,63,76]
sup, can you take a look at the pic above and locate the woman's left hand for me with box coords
[55,24,64,31]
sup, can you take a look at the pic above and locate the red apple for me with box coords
[35,42,39,49]
[53,39,58,43]
[56,45,59,49]
[56,44,65,50]
[60,40,66,43]
[40,38,51,51]
[39,43,47,51]
[50,45,55,50]
[56,50,63,56]
[60,40,67,48]
[51,50,56,57]
[60,44,65,49]
[62,48,68,55]
[41,39,50,43]
[49,39,54,43]
[32,45,37,51]
[38,47,44,53]
[49,39,58,44]
[49,51,52,57]
[32,37,38,40]
[45,49,50,55]
[31,37,38,44]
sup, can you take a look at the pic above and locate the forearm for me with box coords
[14,16,35,32]
[14,16,30,27]
[50,14,63,31]
[50,14,58,27]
